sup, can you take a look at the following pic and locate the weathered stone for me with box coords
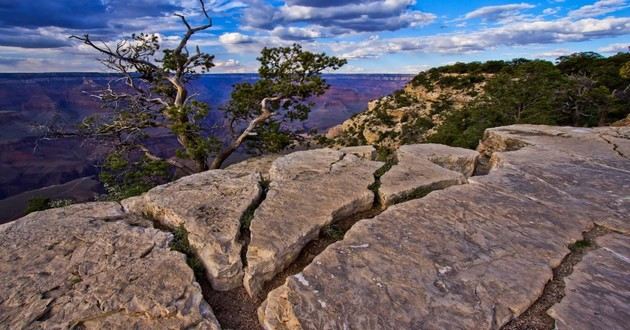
[0,203,219,330]
[259,125,630,329]
[378,144,477,206]
[548,233,630,330]
[403,143,479,177]
[244,149,383,297]
[123,170,262,291]
[225,154,283,180]
[338,145,376,160]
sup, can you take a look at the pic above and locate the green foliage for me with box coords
[223,44,346,158]
[368,156,398,197]
[170,225,205,278]
[322,224,345,240]
[99,152,171,200]
[26,197,52,214]
[246,121,293,153]
[429,53,630,148]
[621,61,630,79]
[569,239,592,252]
[25,197,75,214]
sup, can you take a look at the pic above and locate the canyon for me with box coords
[0,73,410,223]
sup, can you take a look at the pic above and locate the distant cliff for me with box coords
[326,54,630,150]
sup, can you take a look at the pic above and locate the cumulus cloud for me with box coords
[219,32,253,44]
[243,0,436,37]
[463,3,536,21]
[568,0,629,18]
[598,43,630,53]
[534,49,573,58]
[336,16,630,58]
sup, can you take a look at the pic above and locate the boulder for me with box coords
[0,203,219,329]
[123,170,263,291]
[244,149,383,297]
[259,125,630,329]
[548,233,630,330]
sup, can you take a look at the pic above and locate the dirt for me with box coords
[501,225,612,330]
[204,284,263,330]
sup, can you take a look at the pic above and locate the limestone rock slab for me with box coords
[259,125,630,330]
[548,233,630,330]
[378,144,477,206]
[0,203,219,330]
[339,145,376,160]
[401,143,479,177]
[225,154,282,180]
[123,170,262,291]
[244,149,383,297]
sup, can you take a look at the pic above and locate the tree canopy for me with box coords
[59,0,345,199]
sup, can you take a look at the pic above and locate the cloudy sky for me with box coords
[0,0,628,73]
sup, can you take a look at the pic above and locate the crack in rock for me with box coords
[599,133,628,159]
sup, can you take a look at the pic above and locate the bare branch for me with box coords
[70,34,159,71]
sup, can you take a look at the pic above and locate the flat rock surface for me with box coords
[338,145,376,160]
[259,125,630,330]
[399,144,479,177]
[548,233,630,330]
[0,203,219,329]
[378,144,477,206]
[244,149,383,297]
[123,170,262,291]
[225,154,283,180]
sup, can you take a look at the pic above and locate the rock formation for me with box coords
[1,125,628,330]
[548,233,630,330]
[259,125,629,329]
[244,149,383,297]
[123,170,263,291]
[379,144,478,205]
[0,203,219,329]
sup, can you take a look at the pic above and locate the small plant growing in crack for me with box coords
[368,158,398,198]
[323,224,345,240]
[170,224,205,278]
[569,239,591,252]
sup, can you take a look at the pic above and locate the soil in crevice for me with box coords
[501,225,613,330]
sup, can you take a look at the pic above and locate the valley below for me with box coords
[0,73,411,223]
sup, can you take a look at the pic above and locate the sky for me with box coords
[0,0,628,73]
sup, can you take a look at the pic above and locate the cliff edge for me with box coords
[1,125,628,329]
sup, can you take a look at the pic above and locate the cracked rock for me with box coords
[0,203,219,329]
[548,233,630,330]
[244,149,383,297]
[123,170,263,291]
[259,125,629,329]
[378,144,478,206]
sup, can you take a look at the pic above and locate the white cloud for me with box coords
[598,42,629,53]
[568,0,629,18]
[464,3,536,21]
[335,16,630,59]
[534,49,573,58]
[243,0,436,37]
[219,32,253,44]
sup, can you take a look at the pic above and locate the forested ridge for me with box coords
[327,51,630,149]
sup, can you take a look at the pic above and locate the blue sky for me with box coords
[0,0,628,73]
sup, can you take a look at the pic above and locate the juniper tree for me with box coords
[70,0,215,174]
[64,1,345,199]
[211,44,346,168]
